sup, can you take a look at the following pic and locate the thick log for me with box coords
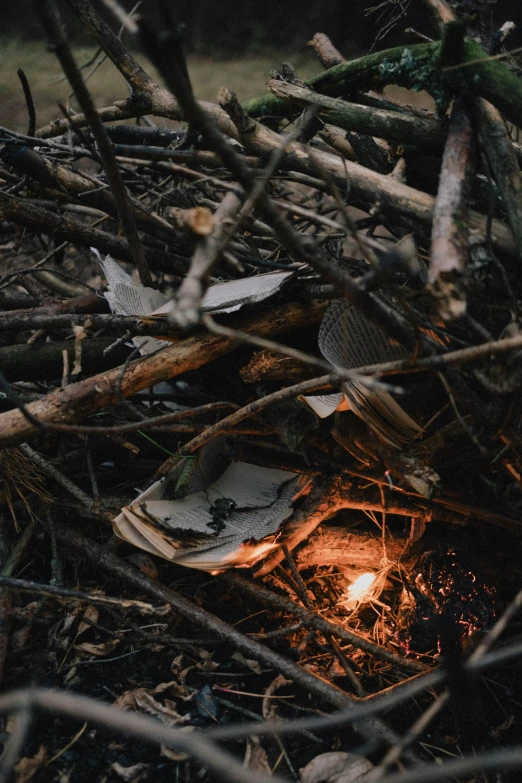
[244,39,522,130]
[294,526,407,569]
[0,338,131,382]
[0,300,327,448]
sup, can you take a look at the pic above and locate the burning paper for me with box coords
[113,454,303,572]
[346,572,376,605]
[301,299,422,448]
[342,567,390,610]
[94,251,297,354]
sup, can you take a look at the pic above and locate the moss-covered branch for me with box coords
[244,39,522,130]
[268,80,445,152]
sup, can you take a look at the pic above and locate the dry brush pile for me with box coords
[1,0,522,781]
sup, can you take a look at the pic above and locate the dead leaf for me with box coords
[160,726,196,762]
[243,736,272,775]
[171,654,193,685]
[232,651,262,674]
[300,752,374,783]
[262,674,292,721]
[490,714,515,738]
[153,681,194,701]
[110,762,148,781]
[14,746,47,783]
[195,657,219,673]
[114,688,191,725]
[77,604,100,636]
[75,639,119,656]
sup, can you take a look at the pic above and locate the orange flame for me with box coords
[346,572,376,606]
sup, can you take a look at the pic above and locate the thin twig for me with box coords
[34,0,153,287]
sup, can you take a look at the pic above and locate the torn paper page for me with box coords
[301,299,422,448]
[113,459,302,572]
[202,270,296,314]
[298,392,345,419]
[95,251,297,352]
[151,268,297,317]
[92,248,171,355]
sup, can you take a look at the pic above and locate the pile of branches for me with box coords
[1,0,522,781]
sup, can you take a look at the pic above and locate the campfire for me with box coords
[1,0,522,780]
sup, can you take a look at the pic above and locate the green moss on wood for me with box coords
[243,39,522,131]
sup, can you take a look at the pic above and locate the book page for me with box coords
[93,250,171,354]
[201,270,296,313]
[298,392,345,418]
[94,251,170,316]
[113,461,300,571]
[313,300,421,444]
[319,299,409,369]
[95,252,297,351]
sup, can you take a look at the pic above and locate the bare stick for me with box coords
[34,0,153,287]
[1,146,178,245]
[0,707,32,783]
[307,33,346,68]
[153,373,334,478]
[16,69,36,137]
[267,80,444,153]
[20,443,113,522]
[0,192,184,273]
[429,96,475,320]
[172,192,242,328]
[136,16,418,351]
[422,0,456,27]
[34,99,516,259]
[0,575,169,615]
[422,0,522,266]
[63,0,153,92]
[0,689,283,783]
[473,98,522,264]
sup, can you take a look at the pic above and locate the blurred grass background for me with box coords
[0,39,324,133]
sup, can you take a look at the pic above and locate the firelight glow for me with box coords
[347,572,376,603]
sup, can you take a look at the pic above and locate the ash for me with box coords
[399,547,497,657]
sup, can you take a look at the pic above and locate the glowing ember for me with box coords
[346,572,376,605]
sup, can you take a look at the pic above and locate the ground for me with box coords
[0,40,324,133]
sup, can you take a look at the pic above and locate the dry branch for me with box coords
[293,526,407,569]
[0,192,185,272]
[36,96,516,258]
[267,80,445,153]
[473,97,522,261]
[29,9,517,261]
[0,300,327,448]
[1,145,178,245]
[429,96,475,320]
[308,33,346,69]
